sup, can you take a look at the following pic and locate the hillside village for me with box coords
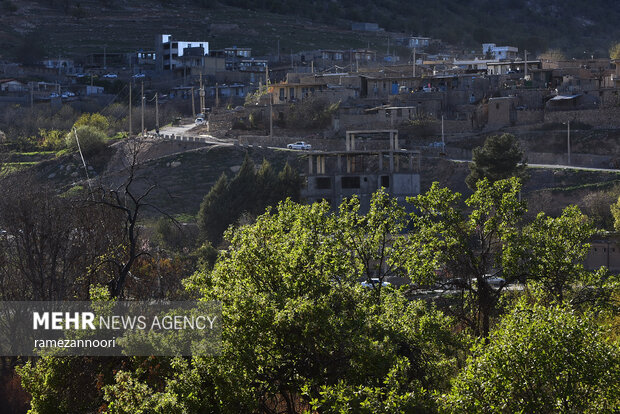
[0,1,620,411]
[2,24,620,272]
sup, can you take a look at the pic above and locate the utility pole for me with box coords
[169,35,173,71]
[441,115,445,153]
[155,92,159,134]
[199,74,205,114]
[267,64,273,138]
[141,80,144,135]
[103,45,107,70]
[215,83,219,108]
[524,50,528,78]
[269,92,273,138]
[567,120,571,165]
[191,86,196,118]
[30,85,34,110]
[128,82,132,137]
[413,48,416,77]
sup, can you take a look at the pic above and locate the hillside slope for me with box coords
[1,0,619,62]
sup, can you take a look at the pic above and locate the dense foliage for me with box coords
[197,155,302,245]
[15,178,620,413]
[466,133,527,189]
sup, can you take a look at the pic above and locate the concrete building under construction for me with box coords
[302,130,421,210]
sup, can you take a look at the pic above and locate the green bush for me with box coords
[73,113,110,133]
[65,125,106,156]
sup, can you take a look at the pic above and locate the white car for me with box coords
[361,278,391,288]
[195,117,206,125]
[132,73,146,79]
[103,73,118,79]
[287,141,312,150]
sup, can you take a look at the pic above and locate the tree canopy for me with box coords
[466,133,527,189]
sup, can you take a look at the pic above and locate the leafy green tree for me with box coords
[466,133,527,189]
[64,125,106,156]
[73,112,110,133]
[446,300,620,413]
[105,194,460,413]
[516,206,595,302]
[408,178,526,337]
[612,195,620,231]
[610,42,620,60]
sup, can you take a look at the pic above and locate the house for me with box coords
[486,60,542,76]
[482,43,518,60]
[487,96,517,127]
[155,34,209,72]
[584,237,620,273]
[303,130,420,211]
[42,58,76,73]
[268,73,361,104]
[397,36,432,50]
[0,79,27,93]
[545,94,598,111]
[224,47,251,59]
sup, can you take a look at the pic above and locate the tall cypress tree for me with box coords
[197,173,231,245]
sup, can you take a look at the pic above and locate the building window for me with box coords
[316,177,331,189]
[279,88,285,100]
[341,176,361,189]
[290,87,295,100]
[381,175,390,187]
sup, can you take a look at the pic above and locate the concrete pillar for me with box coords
[346,156,351,173]
[308,154,313,174]
[389,151,394,172]
[394,132,399,150]
[408,153,413,171]
[337,155,341,172]
[389,131,394,150]
[321,156,326,174]
[378,152,383,171]
[395,153,400,172]
[345,132,350,151]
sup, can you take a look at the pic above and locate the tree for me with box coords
[446,301,620,413]
[538,48,566,61]
[104,194,460,413]
[277,161,302,202]
[610,42,620,60]
[65,125,106,156]
[197,173,231,245]
[516,206,595,302]
[197,155,303,245]
[612,195,620,231]
[72,112,110,133]
[408,178,526,337]
[466,133,527,189]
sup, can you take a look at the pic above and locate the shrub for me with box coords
[65,125,106,156]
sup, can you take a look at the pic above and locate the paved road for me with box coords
[156,123,197,137]
[447,158,619,173]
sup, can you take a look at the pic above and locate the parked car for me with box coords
[195,117,206,125]
[361,278,391,288]
[287,141,312,150]
[49,92,59,98]
[103,73,118,79]
[484,275,506,288]
[132,73,146,79]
